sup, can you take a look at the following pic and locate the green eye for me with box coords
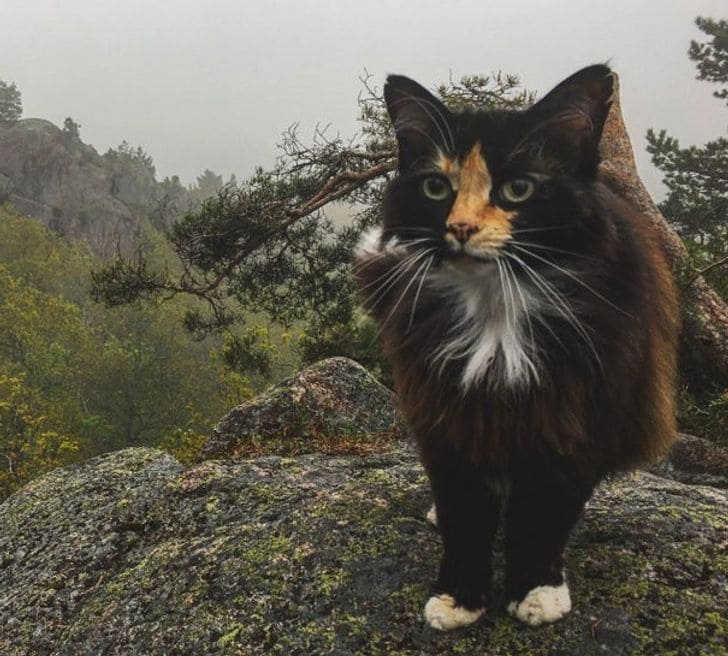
[500,178,536,203]
[421,176,452,201]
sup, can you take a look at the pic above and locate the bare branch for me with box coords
[684,254,728,288]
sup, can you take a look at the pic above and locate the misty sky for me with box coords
[3,0,726,198]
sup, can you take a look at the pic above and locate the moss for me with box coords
[216,623,245,648]
[390,582,428,612]
[316,566,350,598]
[2,447,726,655]
[484,618,543,656]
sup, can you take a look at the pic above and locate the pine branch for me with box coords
[684,254,728,288]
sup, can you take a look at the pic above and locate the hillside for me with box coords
[0,206,262,500]
[0,118,195,257]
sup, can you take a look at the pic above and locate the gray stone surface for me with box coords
[649,433,728,488]
[0,118,138,255]
[1,443,726,656]
[202,357,407,460]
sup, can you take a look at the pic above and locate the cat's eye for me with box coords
[500,178,536,203]
[421,176,452,201]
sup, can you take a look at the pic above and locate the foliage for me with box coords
[647,15,728,442]
[101,146,229,230]
[0,79,22,126]
[0,373,80,499]
[689,17,728,105]
[92,72,535,378]
[103,140,159,216]
[158,425,208,464]
[188,168,224,204]
[0,205,273,498]
[679,386,728,447]
[648,15,728,300]
[62,117,81,141]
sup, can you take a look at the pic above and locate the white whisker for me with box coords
[353,238,431,276]
[510,244,633,318]
[510,225,577,235]
[505,258,539,374]
[408,254,435,331]
[379,250,436,336]
[366,248,433,312]
[503,250,603,371]
[359,248,426,299]
[508,240,602,263]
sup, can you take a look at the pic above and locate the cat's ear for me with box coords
[527,64,615,172]
[384,75,453,170]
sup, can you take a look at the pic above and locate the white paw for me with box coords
[426,504,438,528]
[507,582,571,626]
[424,594,484,631]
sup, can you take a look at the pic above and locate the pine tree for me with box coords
[647,16,727,300]
[92,73,534,375]
[0,80,22,126]
[647,16,728,440]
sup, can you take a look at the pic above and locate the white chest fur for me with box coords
[429,262,542,391]
[355,227,542,392]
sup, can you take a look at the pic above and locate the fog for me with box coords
[4,0,726,197]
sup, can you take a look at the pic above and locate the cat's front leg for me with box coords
[421,447,501,631]
[504,467,595,626]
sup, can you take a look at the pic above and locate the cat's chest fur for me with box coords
[428,258,543,391]
[359,226,543,391]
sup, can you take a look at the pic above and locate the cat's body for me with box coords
[353,65,679,629]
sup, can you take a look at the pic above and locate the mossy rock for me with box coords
[202,357,407,460]
[1,443,726,655]
[649,433,728,488]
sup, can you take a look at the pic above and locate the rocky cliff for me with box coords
[0,119,155,256]
[1,359,726,655]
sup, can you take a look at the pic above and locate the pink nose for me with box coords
[447,222,480,244]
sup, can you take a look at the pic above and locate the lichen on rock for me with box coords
[201,357,407,460]
[649,433,728,488]
[1,440,726,656]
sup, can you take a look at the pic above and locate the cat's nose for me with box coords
[447,222,481,244]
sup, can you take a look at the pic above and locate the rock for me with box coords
[649,433,728,488]
[1,443,726,656]
[0,172,14,200]
[0,119,138,256]
[201,357,407,460]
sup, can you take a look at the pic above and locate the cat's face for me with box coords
[382,65,614,267]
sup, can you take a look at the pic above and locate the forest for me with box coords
[0,16,725,500]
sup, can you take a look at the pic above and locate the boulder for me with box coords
[202,357,407,460]
[1,443,726,656]
[650,433,728,488]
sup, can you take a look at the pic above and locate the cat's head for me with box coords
[382,65,615,264]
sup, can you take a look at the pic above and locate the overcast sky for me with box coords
[3,0,726,198]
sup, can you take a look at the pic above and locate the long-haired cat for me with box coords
[353,65,679,630]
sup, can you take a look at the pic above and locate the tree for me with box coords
[0,373,80,499]
[689,17,728,105]
[646,16,728,438]
[92,67,728,403]
[0,80,22,126]
[62,117,81,141]
[648,16,727,298]
[189,169,224,203]
[0,206,262,497]
[92,73,534,374]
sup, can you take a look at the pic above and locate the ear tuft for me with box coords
[528,64,615,172]
[384,75,453,170]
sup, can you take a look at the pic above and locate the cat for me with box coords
[353,65,679,630]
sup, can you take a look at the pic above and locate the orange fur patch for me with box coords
[442,144,515,248]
